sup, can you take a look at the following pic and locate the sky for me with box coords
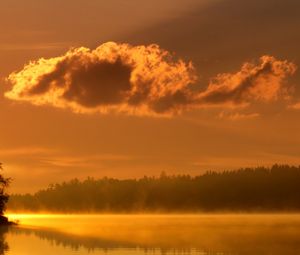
[1,0,300,193]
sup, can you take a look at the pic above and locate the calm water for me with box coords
[1,214,300,254]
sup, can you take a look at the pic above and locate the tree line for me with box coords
[7,164,300,212]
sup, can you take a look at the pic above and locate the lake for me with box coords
[2,214,300,254]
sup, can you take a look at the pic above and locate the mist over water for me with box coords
[1,214,300,254]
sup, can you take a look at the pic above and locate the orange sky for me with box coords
[1,0,300,193]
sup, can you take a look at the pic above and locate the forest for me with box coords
[7,164,300,212]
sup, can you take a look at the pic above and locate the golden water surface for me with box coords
[1,214,300,254]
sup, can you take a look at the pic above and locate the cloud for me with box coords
[0,42,72,51]
[41,154,132,168]
[288,102,300,110]
[5,42,297,117]
[197,56,297,107]
[192,153,300,171]
[5,42,196,116]
[218,112,260,121]
[0,147,55,157]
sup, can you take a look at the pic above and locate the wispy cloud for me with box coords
[41,154,132,168]
[192,153,300,171]
[0,42,73,51]
[288,101,300,110]
[0,146,55,157]
[218,111,260,121]
[0,146,131,168]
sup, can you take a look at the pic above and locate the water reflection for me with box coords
[8,226,202,255]
[10,226,134,252]
[0,227,8,255]
[5,215,300,254]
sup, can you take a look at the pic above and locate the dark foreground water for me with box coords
[1,214,300,254]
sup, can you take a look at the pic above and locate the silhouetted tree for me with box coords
[0,164,10,216]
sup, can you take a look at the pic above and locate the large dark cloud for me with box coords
[33,58,133,107]
[6,42,196,116]
[5,42,296,116]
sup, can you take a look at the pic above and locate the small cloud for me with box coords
[41,154,132,168]
[0,42,72,51]
[288,101,300,110]
[197,56,297,107]
[0,147,55,157]
[192,153,300,171]
[218,111,260,121]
